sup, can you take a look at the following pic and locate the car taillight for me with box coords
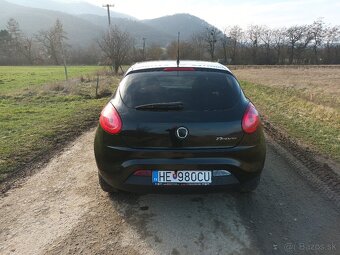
[242,102,260,134]
[99,103,122,134]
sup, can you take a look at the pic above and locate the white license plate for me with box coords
[152,171,212,185]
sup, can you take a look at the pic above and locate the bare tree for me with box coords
[247,25,263,64]
[310,18,325,64]
[20,37,35,64]
[259,26,274,63]
[36,19,68,65]
[295,25,313,64]
[190,32,205,60]
[204,26,221,61]
[286,25,314,64]
[323,25,340,63]
[228,25,243,64]
[286,25,304,64]
[98,25,133,74]
[272,28,286,64]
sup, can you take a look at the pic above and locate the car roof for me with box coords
[125,60,232,75]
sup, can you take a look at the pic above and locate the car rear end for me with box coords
[94,61,266,193]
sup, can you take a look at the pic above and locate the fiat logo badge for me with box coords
[176,127,188,139]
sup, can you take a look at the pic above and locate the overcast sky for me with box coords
[76,0,339,29]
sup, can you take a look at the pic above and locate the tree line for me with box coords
[0,18,339,68]
[0,18,100,66]
[167,19,340,65]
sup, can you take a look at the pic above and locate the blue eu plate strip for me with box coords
[152,171,158,183]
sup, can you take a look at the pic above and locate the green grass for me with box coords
[240,81,340,162]
[0,66,118,181]
[0,66,103,95]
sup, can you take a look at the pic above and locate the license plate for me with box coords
[152,170,212,185]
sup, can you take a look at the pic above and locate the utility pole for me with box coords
[103,3,115,71]
[103,4,115,26]
[142,37,146,60]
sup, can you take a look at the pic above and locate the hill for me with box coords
[142,14,213,40]
[78,14,175,46]
[0,0,103,46]
[0,0,219,47]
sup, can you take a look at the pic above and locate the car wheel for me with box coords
[98,173,118,193]
[239,176,260,193]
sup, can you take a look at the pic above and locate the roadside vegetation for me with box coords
[0,66,120,181]
[234,66,340,162]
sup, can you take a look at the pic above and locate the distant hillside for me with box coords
[0,0,220,48]
[77,13,218,45]
[78,14,175,46]
[5,0,135,19]
[0,0,103,47]
[142,14,214,40]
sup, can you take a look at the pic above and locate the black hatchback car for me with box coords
[94,61,266,193]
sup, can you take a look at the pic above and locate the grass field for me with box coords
[232,66,340,162]
[0,66,103,95]
[0,66,120,181]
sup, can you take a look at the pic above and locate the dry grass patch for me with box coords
[232,65,340,162]
[232,66,340,109]
[40,75,119,98]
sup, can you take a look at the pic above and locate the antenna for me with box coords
[177,32,180,67]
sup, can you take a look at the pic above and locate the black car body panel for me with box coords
[94,61,266,193]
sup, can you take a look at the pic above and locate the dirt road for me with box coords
[1,129,339,255]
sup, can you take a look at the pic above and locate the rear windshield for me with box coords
[119,71,241,111]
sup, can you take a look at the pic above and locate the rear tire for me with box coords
[239,176,260,193]
[98,173,118,193]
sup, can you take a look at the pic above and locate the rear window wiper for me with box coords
[135,102,184,111]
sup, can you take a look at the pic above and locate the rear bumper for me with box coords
[94,128,266,193]
[115,175,240,193]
